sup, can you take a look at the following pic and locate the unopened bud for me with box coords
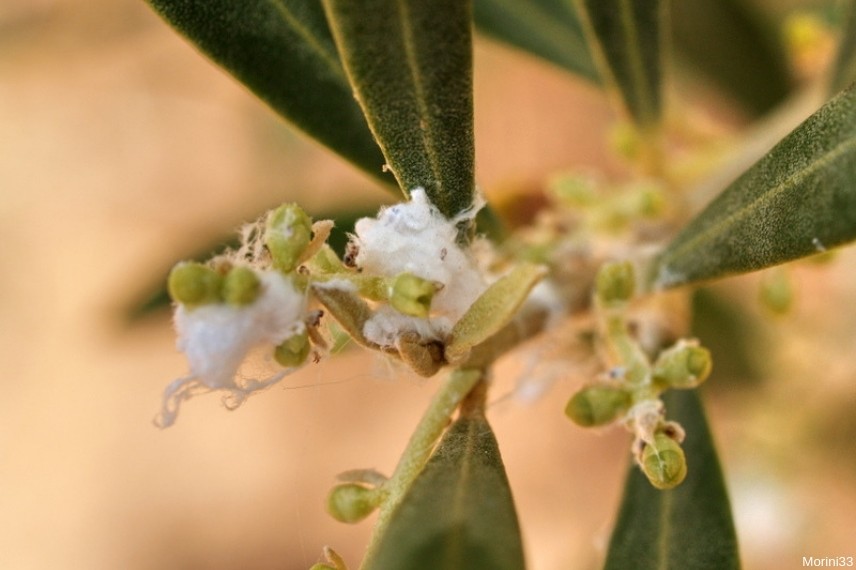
[167,262,223,307]
[640,433,687,489]
[389,273,439,318]
[265,204,312,272]
[327,483,379,524]
[653,341,712,389]
[274,330,310,368]
[759,269,793,315]
[596,261,635,305]
[549,173,597,207]
[222,266,261,306]
[565,385,632,427]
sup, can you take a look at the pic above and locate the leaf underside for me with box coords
[605,390,740,570]
[651,85,856,289]
[473,0,599,83]
[146,0,395,188]
[362,413,526,570]
[577,0,663,127]
[322,0,476,219]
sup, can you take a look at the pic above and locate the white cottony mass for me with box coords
[353,188,488,346]
[157,270,307,427]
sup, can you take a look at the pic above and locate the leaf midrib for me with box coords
[443,418,477,564]
[618,0,655,124]
[658,134,856,284]
[394,0,444,192]
[267,0,348,83]
[655,489,672,570]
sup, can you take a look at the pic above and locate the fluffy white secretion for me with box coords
[354,188,487,324]
[156,270,307,427]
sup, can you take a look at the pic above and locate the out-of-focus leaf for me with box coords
[650,85,856,289]
[322,0,475,219]
[362,411,525,570]
[830,0,856,95]
[124,206,377,320]
[473,0,599,83]
[672,0,792,116]
[604,390,740,570]
[576,0,664,128]
[691,288,763,388]
[145,0,395,187]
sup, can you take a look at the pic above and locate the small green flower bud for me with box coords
[389,273,439,318]
[640,433,687,489]
[265,203,312,272]
[633,184,666,218]
[565,385,632,427]
[596,261,635,305]
[167,262,223,307]
[759,268,793,315]
[548,173,597,207]
[327,483,379,524]
[274,330,311,368]
[222,266,261,306]
[653,342,712,389]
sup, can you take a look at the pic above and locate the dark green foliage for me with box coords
[473,0,599,82]
[672,0,792,115]
[146,0,395,186]
[605,390,740,570]
[576,0,664,127]
[830,0,856,94]
[362,413,525,570]
[323,0,476,219]
[651,85,856,288]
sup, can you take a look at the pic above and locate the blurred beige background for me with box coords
[2,1,855,569]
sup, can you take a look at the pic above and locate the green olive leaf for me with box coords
[322,0,475,219]
[473,0,600,83]
[672,0,792,116]
[605,389,740,570]
[445,263,547,365]
[145,0,394,187]
[650,85,856,289]
[575,0,664,128]
[362,412,525,570]
[830,0,856,95]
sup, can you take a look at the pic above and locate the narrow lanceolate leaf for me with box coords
[362,412,525,570]
[605,390,740,570]
[672,0,792,116]
[576,0,664,127]
[145,0,394,187]
[651,85,856,289]
[446,263,547,364]
[322,0,475,219]
[830,0,856,95]
[473,0,600,83]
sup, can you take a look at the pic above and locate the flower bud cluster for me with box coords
[157,205,319,427]
[564,262,712,489]
[159,191,536,424]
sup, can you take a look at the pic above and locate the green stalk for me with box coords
[361,368,483,567]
